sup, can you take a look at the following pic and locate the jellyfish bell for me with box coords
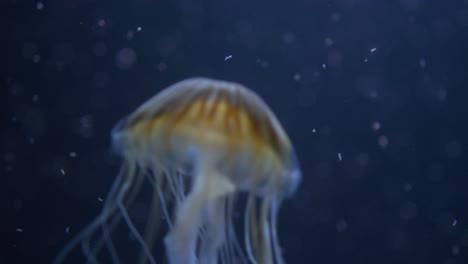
[55,78,301,264]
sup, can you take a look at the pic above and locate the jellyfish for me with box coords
[55,78,301,264]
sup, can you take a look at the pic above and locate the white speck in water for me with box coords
[36,2,44,10]
[65,226,70,233]
[370,47,377,53]
[69,152,77,158]
[338,153,343,161]
[224,55,233,61]
[364,57,368,62]
[136,26,142,32]
[60,169,65,175]
[16,228,24,232]
[312,128,316,133]
[453,219,457,226]
[322,64,327,69]
[97,197,104,202]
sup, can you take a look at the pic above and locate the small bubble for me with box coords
[97,197,104,202]
[126,30,135,40]
[69,152,77,158]
[282,32,296,45]
[293,73,301,81]
[372,121,381,131]
[364,57,368,62]
[79,115,94,138]
[65,226,70,233]
[9,82,24,97]
[93,42,107,57]
[322,64,327,69]
[419,58,427,69]
[403,183,413,192]
[324,37,334,47]
[36,2,44,10]
[452,245,460,256]
[445,140,462,159]
[435,87,447,102]
[22,42,37,59]
[60,169,65,175]
[338,153,343,161]
[312,128,316,133]
[378,135,389,148]
[256,58,269,68]
[453,219,458,226]
[336,219,348,232]
[98,19,106,27]
[399,201,418,220]
[4,152,15,163]
[115,48,137,70]
[330,12,341,23]
[32,54,41,63]
[12,199,22,210]
[224,55,233,61]
[157,62,167,72]
[356,153,369,166]
[136,26,142,32]
[370,47,377,53]
[16,228,24,232]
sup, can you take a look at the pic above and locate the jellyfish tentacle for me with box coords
[259,195,274,264]
[116,182,157,264]
[87,164,134,263]
[152,169,174,229]
[89,163,145,262]
[164,160,235,264]
[54,163,132,264]
[226,194,248,264]
[244,194,259,264]
[270,196,285,264]
[198,197,226,264]
[137,175,163,264]
[164,179,205,264]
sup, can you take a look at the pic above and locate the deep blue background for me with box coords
[2,0,468,263]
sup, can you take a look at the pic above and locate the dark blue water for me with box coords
[2,0,468,263]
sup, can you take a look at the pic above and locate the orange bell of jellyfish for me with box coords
[55,78,301,264]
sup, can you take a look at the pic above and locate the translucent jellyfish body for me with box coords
[55,78,301,264]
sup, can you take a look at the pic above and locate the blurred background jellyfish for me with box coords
[55,78,301,264]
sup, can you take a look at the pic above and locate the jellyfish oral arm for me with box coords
[164,158,235,264]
